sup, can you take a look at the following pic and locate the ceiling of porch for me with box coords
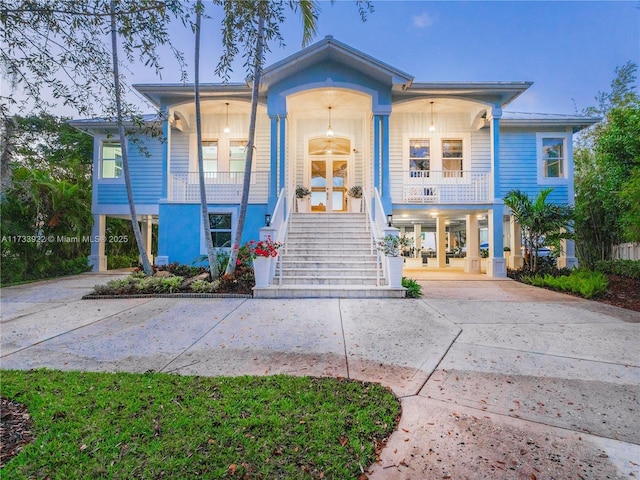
[287,89,371,119]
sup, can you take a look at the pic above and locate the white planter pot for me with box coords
[349,197,362,213]
[253,256,272,288]
[296,198,309,213]
[386,255,404,288]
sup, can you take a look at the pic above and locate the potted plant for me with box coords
[347,185,363,213]
[377,234,405,288]
[295,185,311,213]
[244,236,282,288]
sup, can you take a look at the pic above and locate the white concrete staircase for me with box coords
[253,213,405,298]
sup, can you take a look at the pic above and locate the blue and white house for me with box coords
[73,36,598,291]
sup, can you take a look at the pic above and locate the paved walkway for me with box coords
[1,272,639,478]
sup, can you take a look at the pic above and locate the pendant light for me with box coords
[326,106,334,137]
[223,102,230,134]
[429,101,436,132]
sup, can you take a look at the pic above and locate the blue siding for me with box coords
[158,202,268,265]
[499,131,569,204]
[170,130,190,174]
[97,137,164,205]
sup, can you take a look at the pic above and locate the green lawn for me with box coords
[1,369,400,479]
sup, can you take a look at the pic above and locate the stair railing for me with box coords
[273,189,294,285]
[363,188,383,287]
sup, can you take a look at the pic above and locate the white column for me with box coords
[141,216,153,265]
[487,208,506,277]
[558,238,578,269]
[436,216,447,268]
[89,214,107,272]
[509,216,524,269]
[464,214,481,273]
[413,223,422,258]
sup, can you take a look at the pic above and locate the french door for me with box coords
[310,157,348,213]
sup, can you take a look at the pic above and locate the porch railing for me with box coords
[390,170,491,204]
[169,171,269,203]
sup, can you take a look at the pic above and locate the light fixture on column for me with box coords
[429,101,436,132]
[387,214,393,227]
[265,213,271,227]
[223,102,230,134]
[326,106,334,137]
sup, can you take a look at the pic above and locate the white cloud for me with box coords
[412,12,434,29]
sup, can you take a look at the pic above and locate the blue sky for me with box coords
[4,1,638,117]
[137,0,640,116]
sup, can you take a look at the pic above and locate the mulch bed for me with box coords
[599,274,640,314]
[0,397,34,468]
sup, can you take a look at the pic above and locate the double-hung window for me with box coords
[101,142,122,179]
[542,137,565,178]
[409,140,430,178]
[537,134,569,183]
[442,139,463,178]
[229,140,248,175]
[202,141,218,174]
[209,213,232,248]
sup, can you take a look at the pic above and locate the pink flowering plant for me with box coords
[241,236,282,260]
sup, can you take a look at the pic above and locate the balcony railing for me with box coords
[169,171,269,203]
[391,170,491,204]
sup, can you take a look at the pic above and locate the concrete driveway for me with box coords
[1,272,639,478]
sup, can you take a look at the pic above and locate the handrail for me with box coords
[276,189,294,285]
[363,188,383,287]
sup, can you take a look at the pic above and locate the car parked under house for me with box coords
[71,36,598,294]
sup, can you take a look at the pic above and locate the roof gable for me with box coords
[260,36,413,90]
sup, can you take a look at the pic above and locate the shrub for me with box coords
[594,259,640,280]
[108,255,137,269]
[191,279,220,293]
[402,277,422,298]
[523,270,608,299]
[153,262,207,278]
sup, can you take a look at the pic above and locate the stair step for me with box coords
[259,212,403,297]
[253,285,405,299]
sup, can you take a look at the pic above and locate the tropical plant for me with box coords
[503,188,574,272]
[377,234,410,257]
[574,62,640,266]
[295,185,312,198]
[193,0,217,280]
[401,277,422,298]
[222,1,374,275]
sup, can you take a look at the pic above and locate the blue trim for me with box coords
[490,205,504,257]
[161,106,169,199]
[268,115,278,212]
[279,116,286,193]
[491,111,501,200]
[373,115,380,192]
[381,114,392,212]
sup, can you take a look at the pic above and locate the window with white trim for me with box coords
[229,140,248,173]
[101,142,122,179]
[442,139,463,178]
[209,213,232,248]
[409,139,430,177]
[202,141,218,173]
[541,137,565,178]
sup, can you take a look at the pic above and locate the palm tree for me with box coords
[109,0,153,275]
[504,188,574,272]
[221,0,320,275]
[193,0,219,279]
